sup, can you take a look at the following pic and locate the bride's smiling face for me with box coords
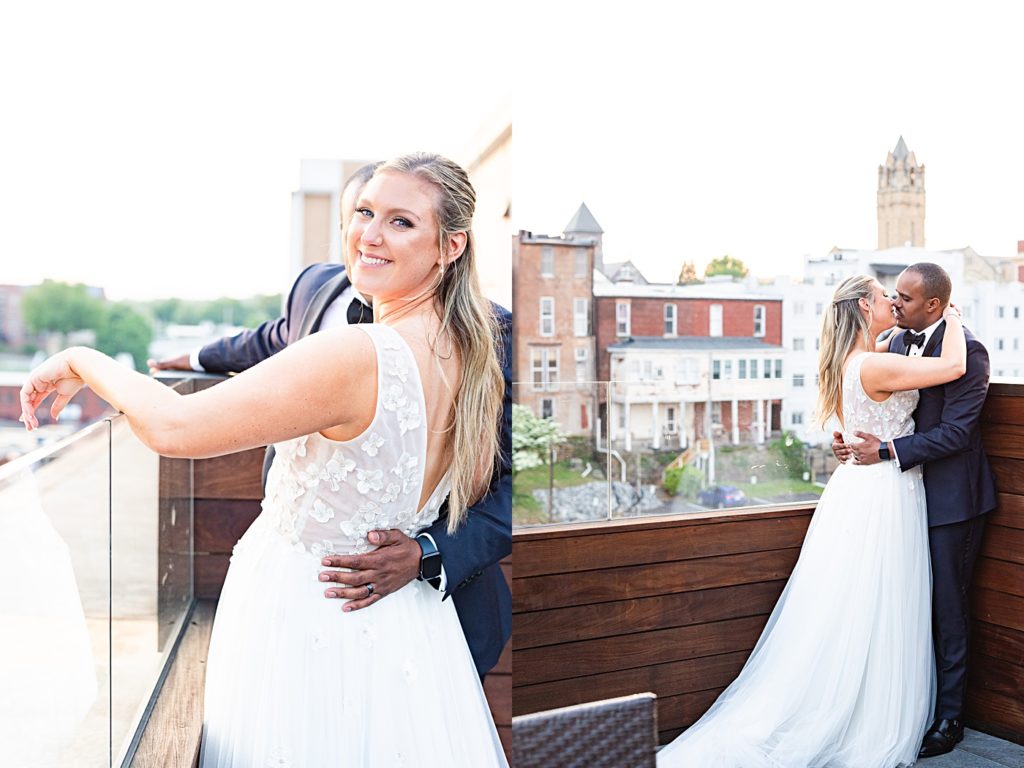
[346,170,447,303]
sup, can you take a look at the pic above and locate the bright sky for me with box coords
[2,2,1021,299]
[0,1,510,300]
[514,1,1024,283]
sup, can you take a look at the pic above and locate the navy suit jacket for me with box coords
[199,263,513,676]
[888,323,997,527]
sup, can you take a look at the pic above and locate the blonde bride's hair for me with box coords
[374,152,504,533]
[816,275,876,428]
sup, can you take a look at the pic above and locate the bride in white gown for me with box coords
[658,275,967,768]
[19,153,508,767]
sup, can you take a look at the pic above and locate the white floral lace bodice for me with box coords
[841,352,918,442]
[259,324,449,558]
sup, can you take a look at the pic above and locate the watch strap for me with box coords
[415,534,442,590]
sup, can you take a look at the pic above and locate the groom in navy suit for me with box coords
[835,262,997,758]
[150,163,512,677]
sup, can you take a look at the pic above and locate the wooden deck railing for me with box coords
[513,380,1024,746]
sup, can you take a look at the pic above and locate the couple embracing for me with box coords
[659,263,995,767]
[21,154,511,766]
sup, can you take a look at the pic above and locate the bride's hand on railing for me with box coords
[19,349,85,430]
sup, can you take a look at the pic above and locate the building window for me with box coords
[539,297,555,337]
[753,305,766,337]
[998,338,1005,351]
[676,358,698,384]
[573,298,590,337]
[997,306,1005,319]
[749,359,758,379]
[665,406,676,433]
[739,359,747,379]
[531,348,559,391]
[815,302,823,316]
[1015,307,1020,320]
[540,247,554,277]
[794,302,805,315]
[815,338,820,351]
[711,402,722,426]
[792,411,804,425]
[541,399,554,419]
[712,360,721,380]
[664,304,677,336]
[1014,338,1020,351]
[793,373,805,388]
[575,347,588,383]
[709,304,723,337]
[764,360,772,379]
[616,302,630,336]
[724,360,733,379]
[775,360,783,378]
[574,250,588,278]
[793,338,805,352]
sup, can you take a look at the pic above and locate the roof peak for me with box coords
[893,135,909,160]
[564,202,603,235]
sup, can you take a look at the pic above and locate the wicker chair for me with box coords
[512,692,658,768]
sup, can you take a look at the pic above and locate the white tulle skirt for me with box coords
[199,514,507,768]
[657,461,935,768]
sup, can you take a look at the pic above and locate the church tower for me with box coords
[877,136,925,249]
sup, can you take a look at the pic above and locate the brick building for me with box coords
[512,206,599,435]
[0,372,112,427]
[594,277,785,450]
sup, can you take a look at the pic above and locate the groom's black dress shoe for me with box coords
[918,719,964,758]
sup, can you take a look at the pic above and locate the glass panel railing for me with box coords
[0,395,195,766]
[514,381,832,528]
[110,415,193,766]
[513,382,612,526]
[0,420,112,766]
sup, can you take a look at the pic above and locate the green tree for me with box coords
[770,431,810,480]
[150,298,182,324]
[95,304,154,371]
[704,255,749,279]
[21,280,104,335]
[512,403,567,472]
[677,260,701,285]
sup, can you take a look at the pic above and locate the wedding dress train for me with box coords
[658,353,935,768]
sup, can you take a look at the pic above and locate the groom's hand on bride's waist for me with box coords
[318,529,421,612]
[831,432,853,463]
[848,431,883,465]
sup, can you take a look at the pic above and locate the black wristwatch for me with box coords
[878,443,892,461]
[415,534,443,590]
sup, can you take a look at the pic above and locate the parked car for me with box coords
[698,485,748,509]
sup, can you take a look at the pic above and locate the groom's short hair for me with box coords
[905,262,952,306]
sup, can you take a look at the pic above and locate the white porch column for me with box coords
[765,400,774,439]
[756,398,765,444]
[624,398,632,452]
[652,400,660,450]
[680,400,688,449]
[731,399,739,445]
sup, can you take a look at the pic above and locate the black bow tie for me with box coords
[903,330,926,350]
[347,297,372,325]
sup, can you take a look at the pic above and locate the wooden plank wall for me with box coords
[513,380,1024,746]
[512,506,814,743]
[969,381,1024,744]
[185,375,512,760]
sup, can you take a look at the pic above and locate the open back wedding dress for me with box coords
[658,352,935,768]
[199,323,507,767]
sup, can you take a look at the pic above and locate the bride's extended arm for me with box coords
[860,311,966,394]
[20,327,375,459]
